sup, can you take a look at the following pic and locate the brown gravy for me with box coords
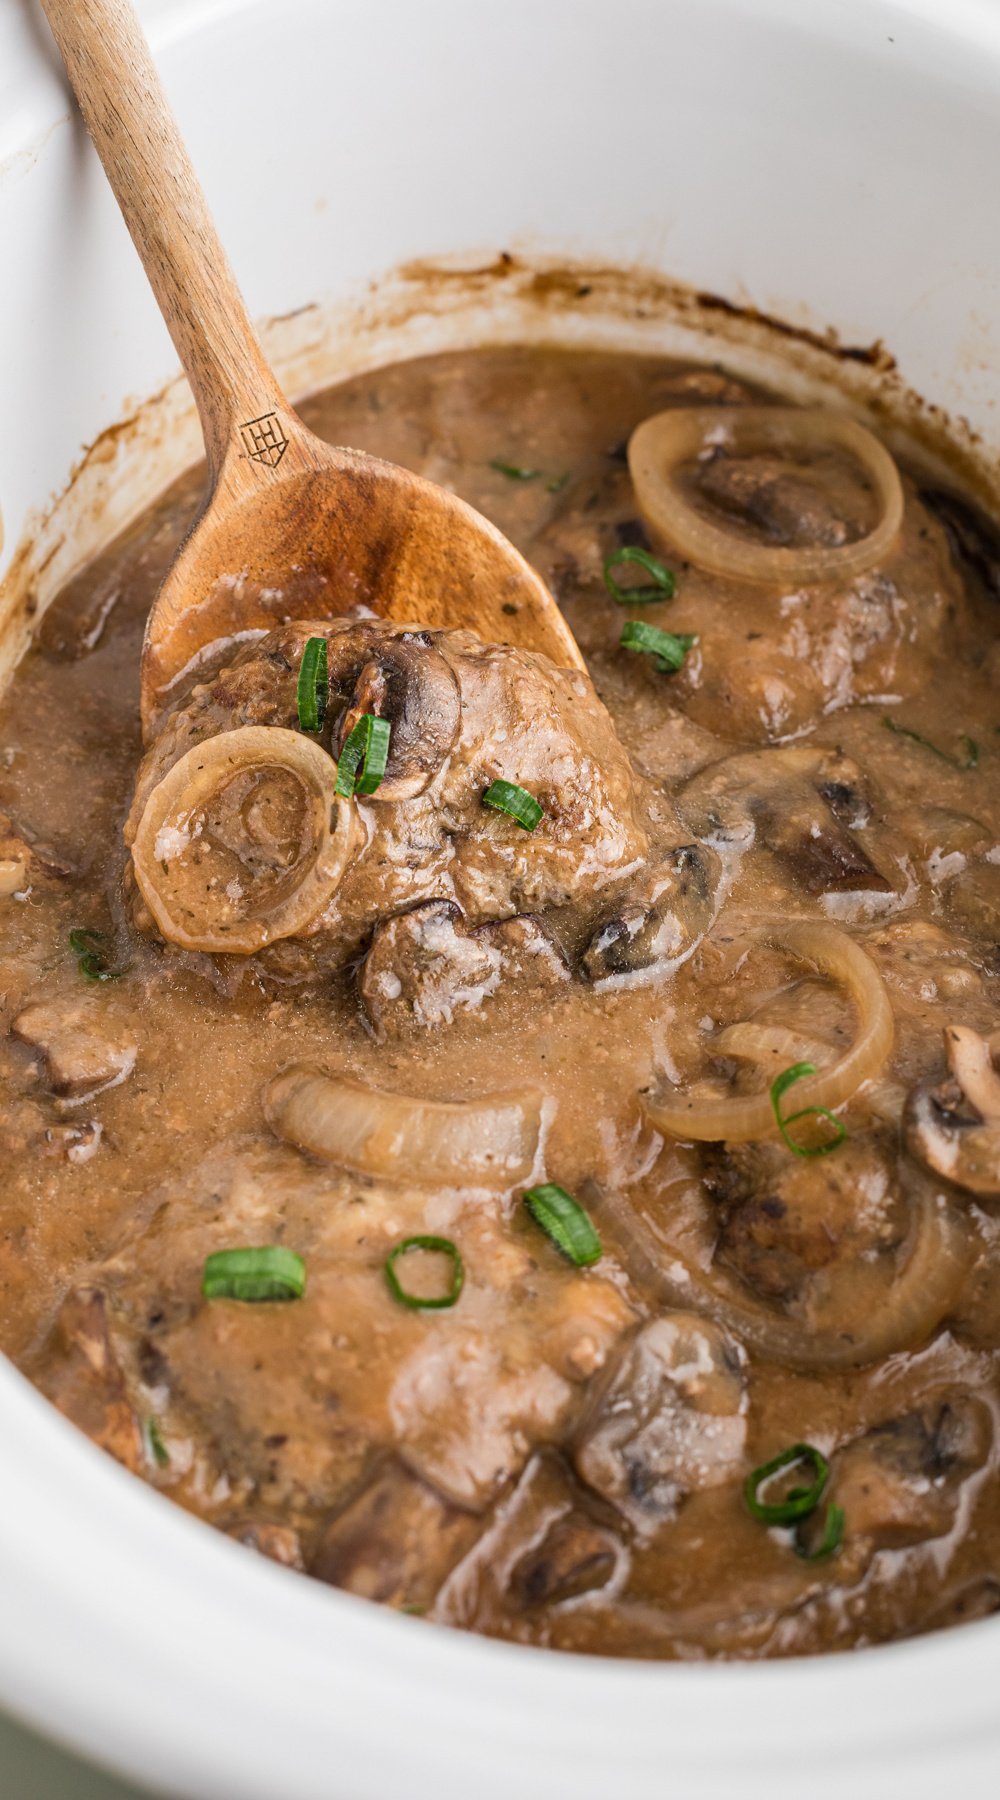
[3,346,1000,1658]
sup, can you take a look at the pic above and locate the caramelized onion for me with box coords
[628,407,904,585]
[264,1064,543,1188]
[593,1180,967,1371]
[646,923,894,1143]
[131,727,357,954]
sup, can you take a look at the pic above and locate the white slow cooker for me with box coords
[2,1,1000,1794]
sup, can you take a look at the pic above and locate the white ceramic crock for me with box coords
[3,1,1000,1794]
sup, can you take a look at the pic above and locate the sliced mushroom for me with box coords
[582,843,721,986]
[678,745,895,897]
[327,624,461,801]
[310,1459,480,1608]
[905,1024,1000,1197]
[573,1314,747,1530]
[434,1451,626,1630]
[802,1393,992,1556]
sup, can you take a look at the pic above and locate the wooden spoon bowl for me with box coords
[39,0,583,740]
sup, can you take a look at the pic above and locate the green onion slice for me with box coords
[202,1246,306,1303]
[745,1443,829,1525]
[68,927,128,982]
[603,545,676,604]
[482,779,543,831]
[335,714,392,797]
[771,1061,848,1157]
[296,635,328,732]
[523,1183,602,1267]
[795,1501,845,1562]
[883,715,978,770]
[384,1235,464,1310]
[619,620,696,673]
[489,457,541,481]
[145,1418,170,1469]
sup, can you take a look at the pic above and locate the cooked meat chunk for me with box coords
[946,861,1000,941]
[708,1137,907,1308]
[574,1315,747,1529]
[225,1520,304,1569]
[33,1289,143,1473]
[12,1000,137,1099]
[669,474,968,742]
[696,451,853,548]
[389,1273,632,1512]
[0,812,73,894]
[127,618,654,970]
[310,1459,480,1608]
[360,900,569,1037]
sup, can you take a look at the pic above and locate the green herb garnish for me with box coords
[745,1443,830,1525]
[523,1183,602,1267]
[794,1502,845,1562]
[619,620,696,673]
[68,928,128,983]
[770,1061,847,1157]
[603,545,676,604]
[145,1418,170,1469]
[335,714,392,797]
[385,1235,464,1311]
[883,715,978,770]
[296,636,328,732]
[482,779,543,831]
[202,1246,306,1303]
[489,458,541,482]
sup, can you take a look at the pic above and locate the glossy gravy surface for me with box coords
[3,348,1000,1658]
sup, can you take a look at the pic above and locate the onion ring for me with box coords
[645,923,894,1143]
[591,1179,967,1371]
[628,407,905,585]
[131,726,358,954]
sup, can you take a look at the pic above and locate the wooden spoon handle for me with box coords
[38,0,288,477]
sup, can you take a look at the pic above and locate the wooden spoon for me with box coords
[39,0,584,741]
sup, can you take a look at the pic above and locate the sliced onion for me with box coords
[645,923,894,1143]
[715,1021,836,1070]
[131,727,358,954]
[628,406,904,585]
[592,1179,967,1371]
[264,1063,542,1188]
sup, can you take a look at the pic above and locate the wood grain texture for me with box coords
[38,0,585,738]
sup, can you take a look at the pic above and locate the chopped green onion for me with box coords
[745,1443,829,1525]
[619,620,696,673]
[603,545,677,604]
[523,1183,602,1267]
[335,714,392,797]
[296,635,328,732]
[489,458,541,481]
[771,1062,847,1157]
[202,1246,306,1303]
[883,715,979,770]
[384,1235,464,1310]
[546,473,570,494]
[68,927,128,982]
[145,1418,170,1469]
[795,1501,845,1562]
[482,779,543,831]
